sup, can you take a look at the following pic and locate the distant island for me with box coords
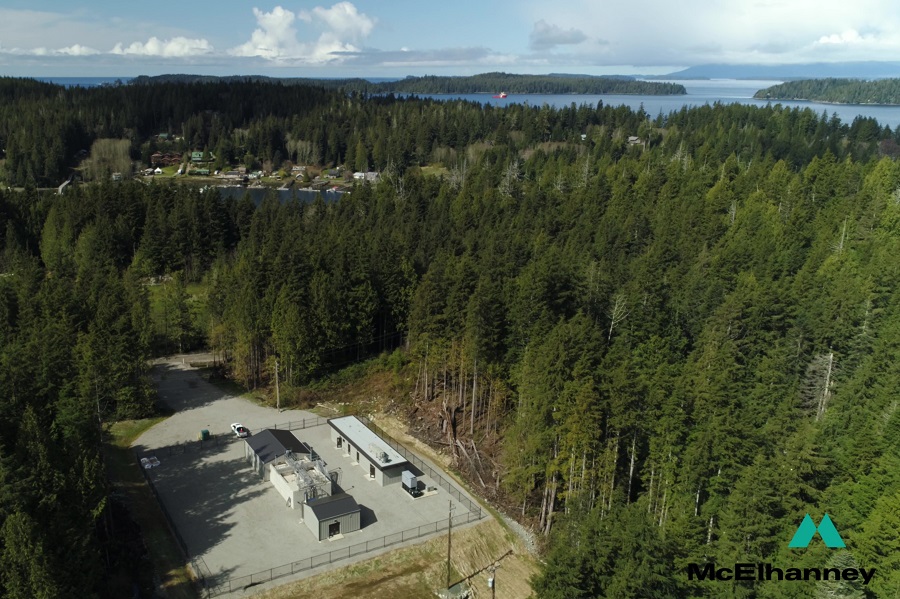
[131,72,687,95]
[754,78,900,105]
[652,61,900,81]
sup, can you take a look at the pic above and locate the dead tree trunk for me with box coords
[544,474,558,535]
[606,294,630,342]
[817,351,834,421]
[802,351,835,421]
[626,433,637,503]
[471,358,477,436]
[446,405,459,462]
[608,434,619,511]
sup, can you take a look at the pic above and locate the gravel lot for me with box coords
[134,356,482,596]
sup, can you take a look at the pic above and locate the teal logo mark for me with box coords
[788,514,845,548]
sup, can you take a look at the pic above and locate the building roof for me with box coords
[246,429,311,464]
[328,416,407,469]
[305,492,360,520]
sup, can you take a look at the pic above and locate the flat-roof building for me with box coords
[328,416,407,486]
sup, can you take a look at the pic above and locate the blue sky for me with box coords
[1,1,899,77]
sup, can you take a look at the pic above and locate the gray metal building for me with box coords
[328,416,408,485]
[244,429,312,478]
[303,492,361,541]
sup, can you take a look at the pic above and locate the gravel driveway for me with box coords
[137,356,319,449]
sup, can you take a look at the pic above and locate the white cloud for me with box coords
[813,28,900,50]
[523,0,900,65]
[529,20,587,51]
[805,28,900,61]
[111,36,213,57]
[58,44,101,56]
[0,9,203,59]
[0,43,100,57]
[230,3,376,63]
[305,2,375,41]
[818,31,863,45]
[230,7,304,59]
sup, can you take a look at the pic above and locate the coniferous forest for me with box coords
[4,78,900,597]
[756,77,900,105]
[131,72,688,96]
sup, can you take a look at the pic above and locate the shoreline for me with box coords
[753,95,900,107]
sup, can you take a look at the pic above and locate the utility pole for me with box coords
[488,564,499,599]
[275,357,281,411]
[446,500,454,590]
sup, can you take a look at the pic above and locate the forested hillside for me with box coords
[756,77,900,105]
[131,72,688,96]
[3,79,900,597]
[0,76,684,189]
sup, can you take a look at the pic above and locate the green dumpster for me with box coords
[199,429,210,441]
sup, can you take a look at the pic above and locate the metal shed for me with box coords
[303,492,361,541]
[244,429,312,478]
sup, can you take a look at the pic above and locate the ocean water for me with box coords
[35,77,132,88]
[403,79,900,129]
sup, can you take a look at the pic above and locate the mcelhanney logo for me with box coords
[686,512,875,585]
[788,513,845,548]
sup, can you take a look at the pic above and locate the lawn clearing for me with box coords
[256,519,536,599]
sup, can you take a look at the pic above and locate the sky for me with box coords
[1,0,899,77]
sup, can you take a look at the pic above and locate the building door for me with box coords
[337,437,342,449]
[328,521,340,538]
[370,464,375,478]
[356,451,359,462]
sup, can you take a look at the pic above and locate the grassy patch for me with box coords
[256,519,535,599]
[108,418,166,446]
[306,350,409,394]
[150,165,182,178]
[277,353,415,416]
[418,164,450,178]
[105,418,198,599]
[306,357,381,392]
[186,281,209,325]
